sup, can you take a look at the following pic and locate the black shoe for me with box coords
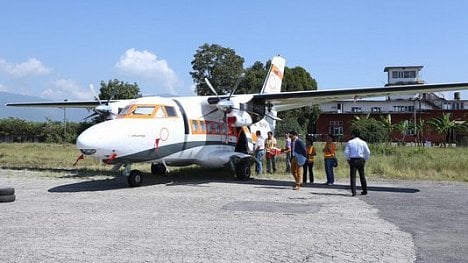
[352,193,356,197]
[361,191,367,195]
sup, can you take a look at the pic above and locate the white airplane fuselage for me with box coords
[76,95,263,169]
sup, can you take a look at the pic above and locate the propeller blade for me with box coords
[89,84,102,104]
[229,73,245,99]
[82,112,98,121]
[265,113,282,121]
[204,78,218,96]
[201,108,219,118]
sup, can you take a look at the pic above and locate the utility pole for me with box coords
[63,99,67,140]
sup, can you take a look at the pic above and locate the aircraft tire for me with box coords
[235,160,251,181]
[128,170,143,187]
[151,163,167,176]
[0,187,15,196]
[0,194,16,203]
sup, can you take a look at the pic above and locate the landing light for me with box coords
[80,149,97,155]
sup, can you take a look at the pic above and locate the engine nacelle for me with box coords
[226,110,253,127]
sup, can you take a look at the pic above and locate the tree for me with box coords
[379,114,395,144]
[351,115,388,143]
[99,79,141,100]
[278,66,318,135]
[190,43,244,95]
[427,113,466,147]
[237,61,269,94]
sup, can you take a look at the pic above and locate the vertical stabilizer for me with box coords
[251,56,286,135]
[260,56,286,94]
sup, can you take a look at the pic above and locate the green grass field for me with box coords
[0,143,467,182]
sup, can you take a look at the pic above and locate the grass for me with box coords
[0,143,467,182]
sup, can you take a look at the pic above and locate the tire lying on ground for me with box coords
[0,187,16,202]
[0,194,16,202]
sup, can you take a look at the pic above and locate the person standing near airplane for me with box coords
[254,130,265,176]
[265,131,277,174]
[284,131,307,190]
[323,134,336,185]
[344,129,370,196]
[303,136,316,184]
[283,133,292,174]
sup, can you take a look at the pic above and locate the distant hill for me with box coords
[0,92,88,122]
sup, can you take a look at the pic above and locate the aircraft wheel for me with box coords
[151,163,167,176]
[235,160,251,180]
[128,170,143,187]
[0,194,16,203]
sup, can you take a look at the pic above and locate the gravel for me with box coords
[1,169,415,262]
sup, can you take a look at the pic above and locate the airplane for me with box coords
[6,56,468,187]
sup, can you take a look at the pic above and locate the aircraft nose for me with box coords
[76,124,108,155]
[76,131,98,155]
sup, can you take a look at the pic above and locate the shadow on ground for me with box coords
[48,169,420,194]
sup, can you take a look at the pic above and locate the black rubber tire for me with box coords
[0,194,15,202]
[151,163,167,176]
[128,170,143,187]
[235,160,251,180]
[0,187,15,196]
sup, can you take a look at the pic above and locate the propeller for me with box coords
[83,84,116,121]
[203,75,245,142]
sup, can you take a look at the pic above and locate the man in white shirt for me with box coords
[254,130,265,176]
[344,129,371,196]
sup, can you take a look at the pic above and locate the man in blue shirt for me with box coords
[344,129,371,196]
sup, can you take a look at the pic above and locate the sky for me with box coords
[1,0,468,102]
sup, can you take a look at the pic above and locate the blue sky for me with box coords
[1,0,468,101]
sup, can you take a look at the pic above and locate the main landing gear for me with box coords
[234,158,252,181]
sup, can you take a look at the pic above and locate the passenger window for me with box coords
[192,120,199,131]
[199,121,206,132]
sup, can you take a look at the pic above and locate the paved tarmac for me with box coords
[0,169,467,262]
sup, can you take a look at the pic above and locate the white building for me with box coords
[320,66,466,114]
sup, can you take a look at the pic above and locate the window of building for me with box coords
[329,120,343,136]
[351,107,362,113]
[371,107,381,112]
[392,70,416,79]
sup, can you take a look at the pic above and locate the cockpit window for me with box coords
[117,104,179,119]
[154,107,165,118]
[119,105,132,116]
[165,106,177,117]
[133,106,155,116]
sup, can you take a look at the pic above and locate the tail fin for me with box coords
[260,56,286,94]
[251,56,286,135]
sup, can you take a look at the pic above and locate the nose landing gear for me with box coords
[122,164,143,187]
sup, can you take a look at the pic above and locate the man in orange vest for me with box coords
[303,136,316,184]
[323,133,336,185]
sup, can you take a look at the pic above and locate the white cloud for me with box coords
[0,83,7,92]
[0,57,52,78]
[115,48,181,94]
[41,79,92,100]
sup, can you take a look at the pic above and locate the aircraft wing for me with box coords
[5,100,117,108]
[252,82,468,112]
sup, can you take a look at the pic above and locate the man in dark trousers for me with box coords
[344,129,371,196]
